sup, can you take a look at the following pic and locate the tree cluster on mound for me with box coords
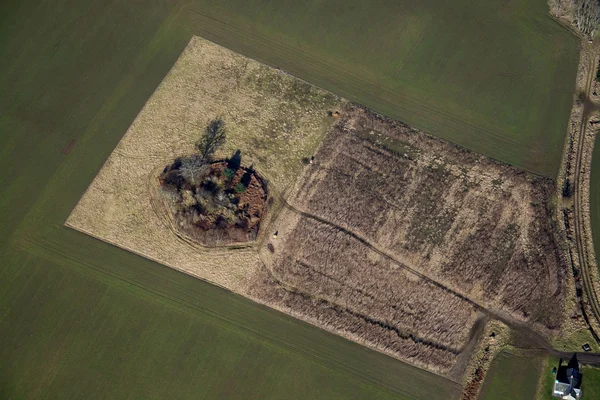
[159,118,268,244]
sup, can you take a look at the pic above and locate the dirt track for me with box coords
[569,41,600,343]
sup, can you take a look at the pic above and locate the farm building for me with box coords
[552,354,582,399]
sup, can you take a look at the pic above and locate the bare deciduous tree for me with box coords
[176,118,227,185]
[179,155,208,185]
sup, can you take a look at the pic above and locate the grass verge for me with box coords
[479,350,542,400]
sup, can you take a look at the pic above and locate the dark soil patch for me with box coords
[61,139,76,154]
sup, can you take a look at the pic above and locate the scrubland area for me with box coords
[257,105,568,375]
[293,106,565,327]
[250,211,479,374]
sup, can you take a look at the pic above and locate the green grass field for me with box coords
[537,356,560,399]
[580,367,600,397]
[479,351,543,400]
[0,0,579,398]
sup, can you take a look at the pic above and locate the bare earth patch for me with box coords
[68,37,567,379]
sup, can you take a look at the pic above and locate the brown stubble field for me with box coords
[250,209,480,375]
[254,105,568,375]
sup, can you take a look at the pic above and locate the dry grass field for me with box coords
[67,36,343,291]
[255,105,568,375]
[292,106,565,327]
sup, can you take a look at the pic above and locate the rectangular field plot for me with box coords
[7,0,578,398]
[287,106,566,329]
[250,212,479,375]
[479,351,542,400]
[64,24,570,388]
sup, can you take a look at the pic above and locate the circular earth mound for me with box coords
[159,158,268,245]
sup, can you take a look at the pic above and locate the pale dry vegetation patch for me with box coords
[250,211,479,374]
[550,0,600,37]
[67,36,343,291]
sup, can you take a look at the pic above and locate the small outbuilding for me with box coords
[552,354,582,399]
[582,343,592,352]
